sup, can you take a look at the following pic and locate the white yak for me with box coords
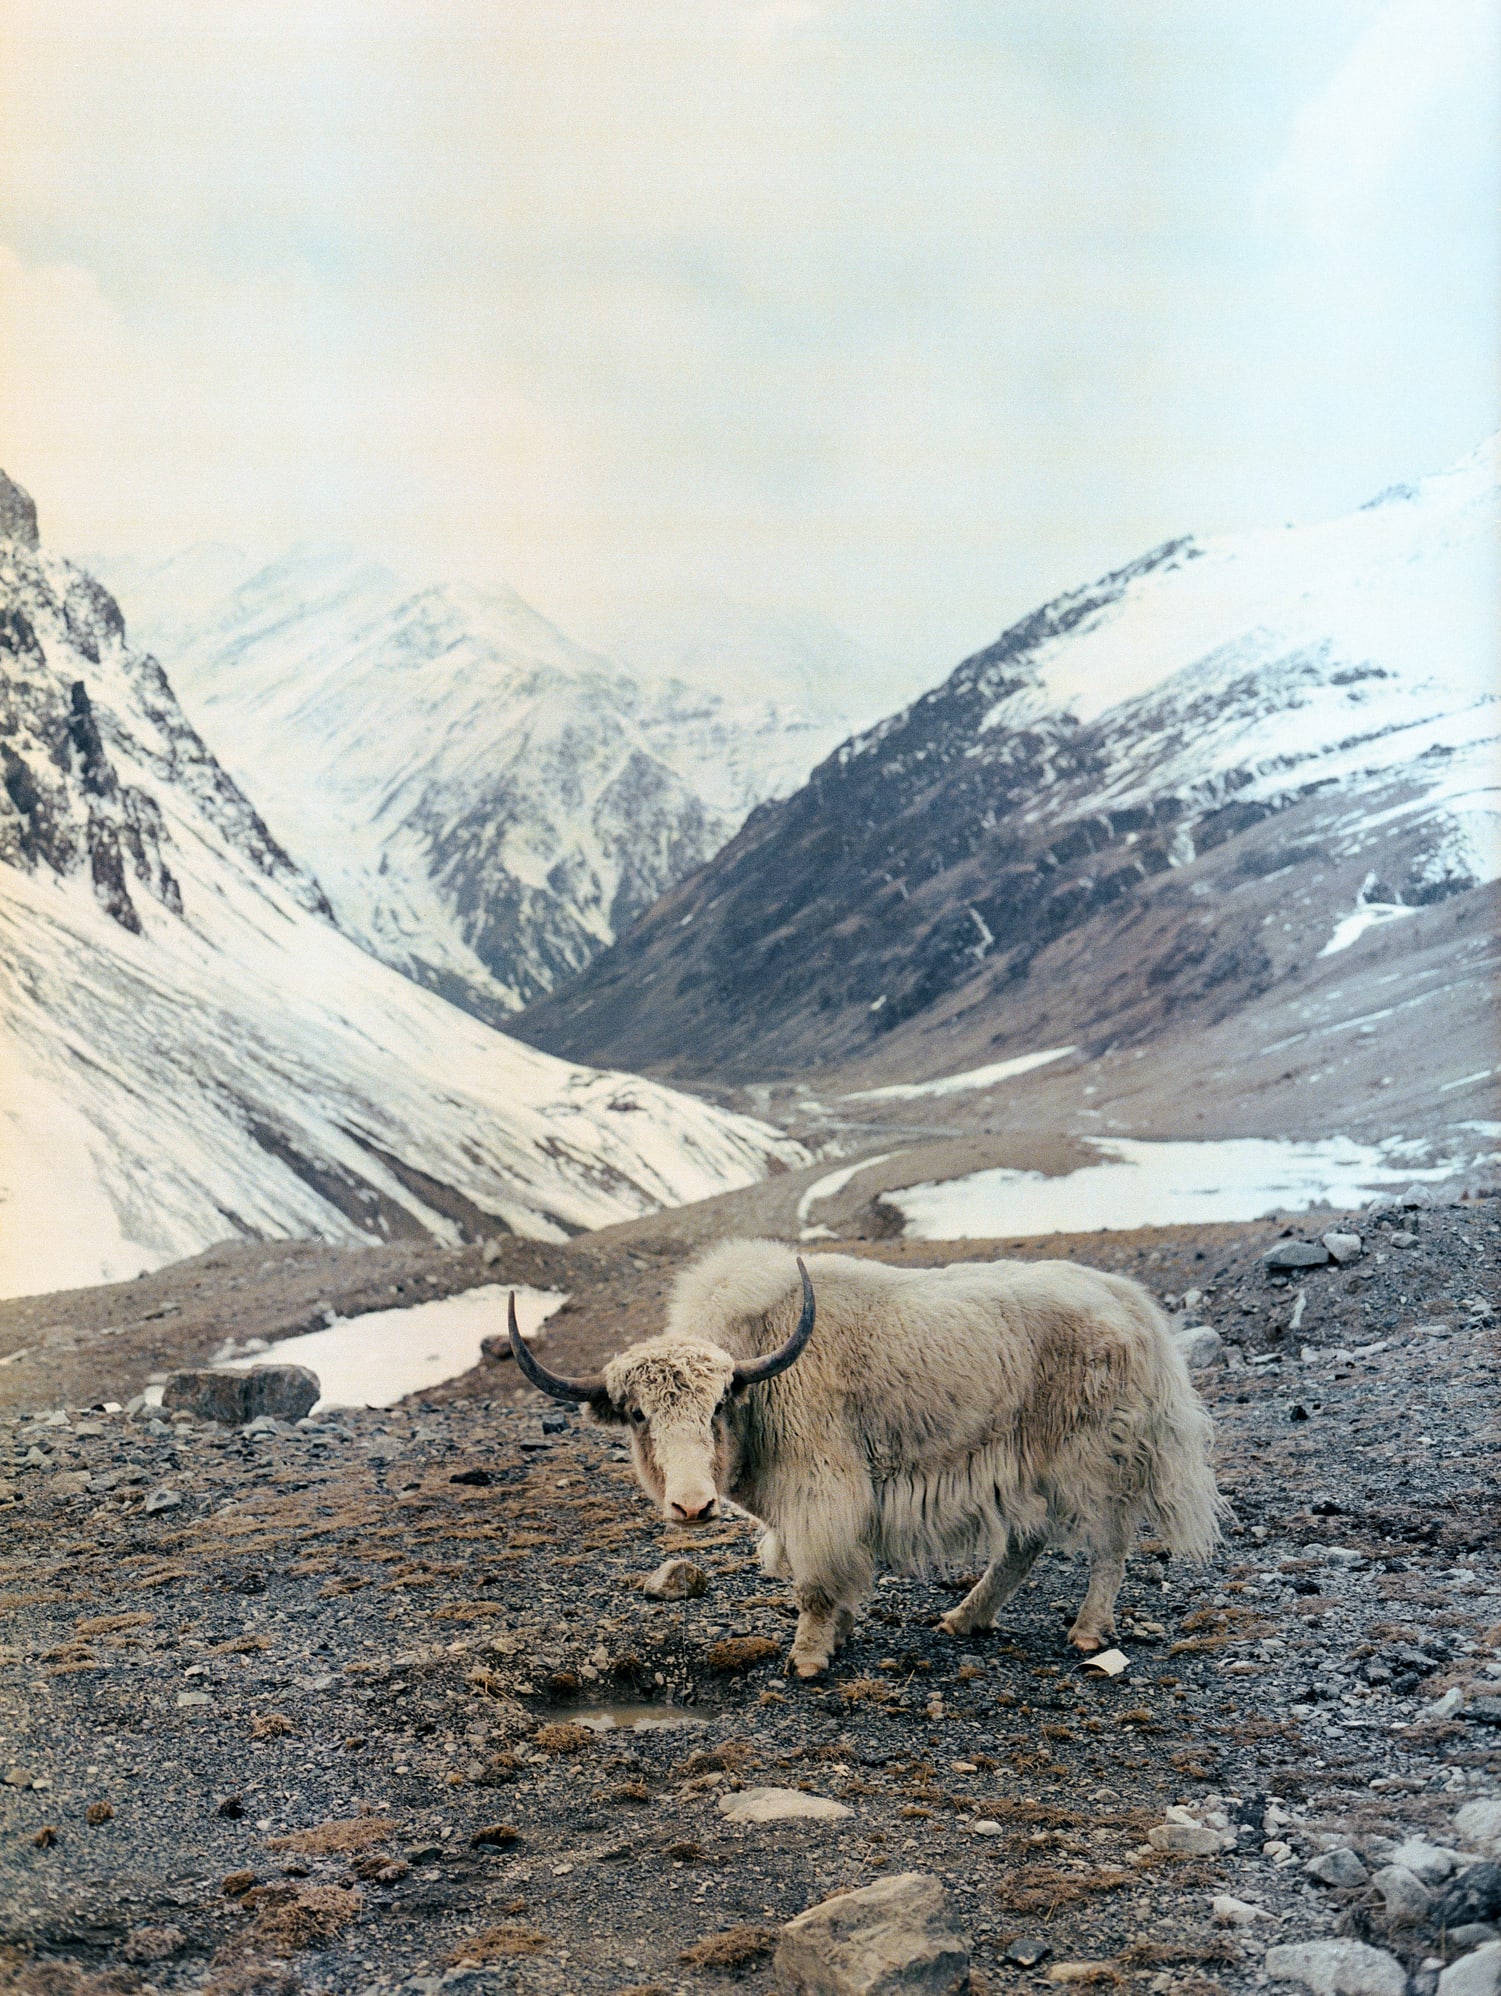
[510,1239,1224,1677]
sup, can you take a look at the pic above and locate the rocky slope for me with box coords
[0,473,804,1301]
[92,547,855,1021]
[0,1204,1497,1994]
[516,441,1500,1101]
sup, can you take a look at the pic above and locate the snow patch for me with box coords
[844,1046,1077,1103]
[219,1285,565,1410]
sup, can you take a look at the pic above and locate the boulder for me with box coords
[161,1365,319,1426]
[1456,1802,1501,1859]
[1264,1241,1330,1271]
[1434,1864,1501,1930]
[1371,1864,1432,1925]
[1305,1848,1370,1888]
[1148,1823,1224,1856]
[1322,1232,1364,1264]
[1264,1939,1407,1996]
[1174,1325,1224,1369]
[774,1873,970,1995]
[1439,1942,1501,1996]
[720,1787,853,1825]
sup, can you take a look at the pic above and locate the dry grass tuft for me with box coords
[678,1926,777,1969]
[250,1713,295,1739]
[679,1741,758,1776]
[469,1823,520,1848]
[1117,1939,1239,1969]
[706,1636,780,1674]
[266,1817,389,1856]
[445,1925,550,1964]
[202,1966,301,1996]
[238,1888,362,1956]
[996,1866,1133,1916]
[74,1613,150,1637]
[533,1722,594,1755]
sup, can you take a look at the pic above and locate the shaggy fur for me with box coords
[593,1239,1226,1677]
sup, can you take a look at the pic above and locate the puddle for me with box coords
[217,1285,567,1410]
[888,1135,1456,1238]
[564,1704,705,1734]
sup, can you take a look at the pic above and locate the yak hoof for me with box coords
[787,1650,828,1680]
[1068,1627,1105,1653]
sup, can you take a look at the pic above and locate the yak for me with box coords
[509,1239,1224,1678]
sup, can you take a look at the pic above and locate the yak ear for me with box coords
[584,1397,626,1428]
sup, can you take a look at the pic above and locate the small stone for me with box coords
[1174,1325,1224,1369]
[161,1364,319,1426]
[4,1769,34,1789]
[1214,1895,1273,1925]
[1390,1231,1420,1249]
[773,1871,969,1994]
[449,1468,492,1486]
[1438,1942,1501,1996]
[478,1334,513,1364]
[1006,1938,1052,1967]
[86,1801,113,1825]
[1264,1241,1331,1270]
[719,1786,853,1825]
[968,1819,1004,1836]
[1306,1848,1369,1889]
[145,1486,183,1514]
[176,1690,212,1708]
[1322,1231,1363,1263]
[1433,1865,1501,1930]
[216,1795,245,1819]
[1425,1687,1467,1721]
[642,1558,708,1600]
[481,1240,503,1265]
[1400,1184,1437,1208]
[1147,1823,1223,1856]
[1371,1865,1432,1925]
[1265,1938,1407,1996]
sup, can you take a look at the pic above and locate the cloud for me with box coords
[1267,0,1499,245]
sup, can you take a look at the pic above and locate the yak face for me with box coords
[595,1336,744,1524]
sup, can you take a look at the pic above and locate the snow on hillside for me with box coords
[0,478,806,1300]
[92,547,856,1017]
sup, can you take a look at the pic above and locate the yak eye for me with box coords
[629,1407,647,1426]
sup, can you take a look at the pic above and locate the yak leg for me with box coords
[938,1534,1045,1637]
[1068,1516,1132,1653]
[758,1529,791,1578]
[788,1554,874,1679]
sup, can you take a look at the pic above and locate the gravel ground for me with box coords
[0,1200,1497,1996]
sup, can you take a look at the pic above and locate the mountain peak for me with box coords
[0,470,40,549]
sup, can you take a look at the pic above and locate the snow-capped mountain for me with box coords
[516,437,1500,1080]
[91,547,857,1019]
[0,472,805,1300]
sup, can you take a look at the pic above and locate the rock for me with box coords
[1390,1231,1420,1249]
[122,1926,184,1964]
[1264,1938,1407,1996]
[0,469,40,547]
[176,1690,212,1708]
[478,1335,513,1364]
[719,1787,854,1825]
[481,1240,503,1265]
[144,1487,183,1514]
[4,1768,34,1789]
[1401,1185,1437,1208]
[1174,1325,1224,1369]
[1322,1232,1364,1264]
[642,1559,708,1601]
[1306,1848,1370,1888]
[1456,1803,1501,1858]
[1006,1939,1051,1966]
[162,1365,319,1425]
[1433,1864,1501,1929]
[1438,1942,1501,1996]
[968,1819,1004,1836]
[1392,1838,1464,1884]
[1264,1241,1330,1270]
[1148,1823,1224,1856]
[1214,1895,1273,1925]
[773,1872,969,1995]
[1371,1865,1432,1925]
[1468,1699,1501,1727]
[1425,1687,1467,1721]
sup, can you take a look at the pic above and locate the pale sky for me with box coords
[1,0,1497,680]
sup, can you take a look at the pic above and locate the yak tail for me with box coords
[1139,1350,1231,1560]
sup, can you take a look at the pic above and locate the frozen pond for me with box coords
[220,1283,566,1410]
[888,1136,1451,1239]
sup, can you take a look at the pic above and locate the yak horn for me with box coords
[508,1292,608,1404]
[732,1257,816,1389]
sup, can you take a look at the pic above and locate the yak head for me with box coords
[505,1260,815,1525]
